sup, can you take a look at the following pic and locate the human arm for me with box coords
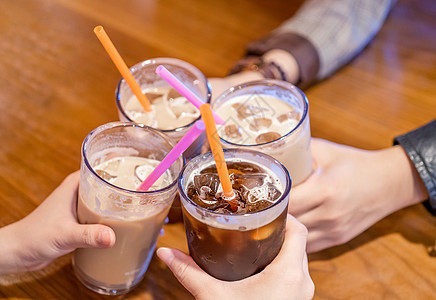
[0,171,115,274]
[157,214,314,300]
[210,0,396,98]
[289,120,435,253]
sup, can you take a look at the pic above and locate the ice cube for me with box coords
[166,88,182,100]
[231,103,241,110]
[255,132,281,144]
[246,182,281,204]
[95,169,117,181]
[231,173,267,189]
[265,183,282,201]
[193,173,221,194]
[164,88,198,119]
[198,186,213,201]
[101,157,121,173]
[168,98,191,118]
[145,92,163,104]
[223,124,242,140]
[233,103,267,120]
[277,111,301,123]
[249,117,272,132]
[134,164,155,182]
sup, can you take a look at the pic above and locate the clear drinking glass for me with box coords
[212,79,312,186]
[115,57,211,160]
[116,58,210,223]
[178,149,291,281]
[73,122,183,295]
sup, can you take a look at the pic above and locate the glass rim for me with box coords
[178,148,291,217]
[82,121,183,195]
[212,79,309,147]
[115,57,212,133]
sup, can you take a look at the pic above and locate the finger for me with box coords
[304,227,337,254]
[291,206,324,232]
[157,247,217,297]
[57,171,80,198]
[310,138,340,164]
[266,214,308,272]
[59,224,116,250]
[288,177,323,216]
[63,171,80,186]
[302,252,310,276]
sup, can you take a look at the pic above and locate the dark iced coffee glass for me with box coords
[178,149,291,281]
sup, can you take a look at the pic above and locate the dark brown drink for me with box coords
[178,149,291,281]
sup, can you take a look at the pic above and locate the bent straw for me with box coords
[156,65,225,125]
[200,104,236,205]
[137,120,206,191]
[94,25,152,112]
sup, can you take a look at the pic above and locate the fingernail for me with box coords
[157,247,174,264]
[97,229,114,247]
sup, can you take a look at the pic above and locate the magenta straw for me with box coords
[137,120,206,191]
[156,65,225,125]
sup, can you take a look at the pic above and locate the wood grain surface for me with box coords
[0,0,435,299]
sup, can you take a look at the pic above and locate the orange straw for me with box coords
[93,25,151,112]
[200,104,236,207]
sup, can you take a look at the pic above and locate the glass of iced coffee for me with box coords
[212,80,312,185]
[178,149,291,281]
[116,58,210,222]
[73,122,183,295]
[115,57,211,160]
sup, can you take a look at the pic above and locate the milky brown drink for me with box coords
[116,58,212,223]
[74,156,173,294]
[178,149,291,281]
[123,86,200,130]
[123,87,195,224]
[73,122,183,295]
[213,80,312,185]
[115,57,211,161]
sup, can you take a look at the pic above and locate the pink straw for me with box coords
[137,120,206,191]
[155,65,225,125]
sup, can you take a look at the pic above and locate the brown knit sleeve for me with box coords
[229,32,320,89]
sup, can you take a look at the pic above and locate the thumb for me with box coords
[266,214,308,273]
[60,224,116,250]
[157,247,217,298]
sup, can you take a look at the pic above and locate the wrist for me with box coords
[262,49,300,84]
[378,146,428,211]
[228,51,300,85]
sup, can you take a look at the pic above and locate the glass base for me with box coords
[73,260,143,296]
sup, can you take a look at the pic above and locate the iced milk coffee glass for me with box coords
[178,149,291,281]
[116,58,211,222]
[212,79,312,185]
[73,122,183,295]
[115,57,211,160]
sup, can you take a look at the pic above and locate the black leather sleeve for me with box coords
[394,120,436,215]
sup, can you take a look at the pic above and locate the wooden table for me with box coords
[1,0,435,298]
